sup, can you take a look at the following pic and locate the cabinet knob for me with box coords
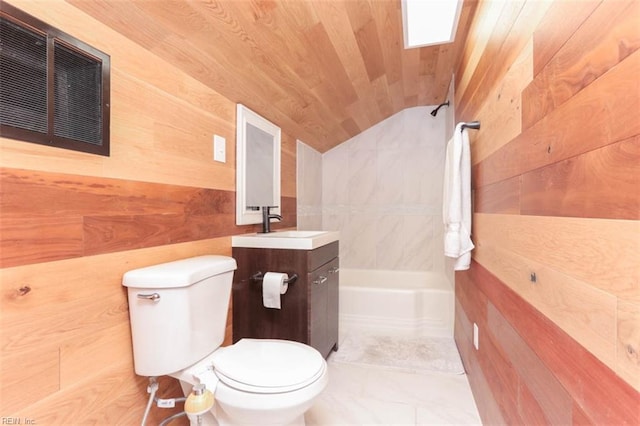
[313,276,328,285]
[328,267,339,274]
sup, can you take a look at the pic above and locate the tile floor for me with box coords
[305,337,482,426]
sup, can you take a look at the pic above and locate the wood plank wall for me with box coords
[454,0,640,424]
[0,0,297,423]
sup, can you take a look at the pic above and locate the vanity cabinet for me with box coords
[232,241,339,358]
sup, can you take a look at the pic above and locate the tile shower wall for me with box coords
[322,107,447,272]
[297,140,323,230]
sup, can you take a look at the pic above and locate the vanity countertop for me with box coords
[231,230,339,250]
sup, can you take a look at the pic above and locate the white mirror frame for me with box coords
[236,104,281,225]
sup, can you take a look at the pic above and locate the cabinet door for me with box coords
[309,264,329,356]
[326,259,339,353]
[309,258,339,358]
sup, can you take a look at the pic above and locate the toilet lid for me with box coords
[211,339,326,393]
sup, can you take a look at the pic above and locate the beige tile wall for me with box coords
[322,107,448,272]
[297,140,323,230]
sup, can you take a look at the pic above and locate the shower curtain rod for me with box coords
[461,121,481,131]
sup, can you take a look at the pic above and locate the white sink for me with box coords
[232,230,339,250]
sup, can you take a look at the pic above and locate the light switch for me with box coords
[214,135,226,163]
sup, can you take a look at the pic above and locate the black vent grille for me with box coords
[54,42,102,145]
[0,18,47,133]
[0,3,109,156]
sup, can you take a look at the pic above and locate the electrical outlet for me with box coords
[473,322,479,350]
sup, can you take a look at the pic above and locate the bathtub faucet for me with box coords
[260,206,282,233]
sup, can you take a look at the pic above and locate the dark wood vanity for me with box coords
[232,241,339,358]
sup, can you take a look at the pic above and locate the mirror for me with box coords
[236,104,281,225]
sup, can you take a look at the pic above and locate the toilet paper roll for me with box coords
[262,272,288,309]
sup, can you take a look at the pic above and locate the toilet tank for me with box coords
[122,255,237,377]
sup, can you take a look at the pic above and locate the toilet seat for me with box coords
[212,339,326,394]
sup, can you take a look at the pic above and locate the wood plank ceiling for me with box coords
[69,0,477,153]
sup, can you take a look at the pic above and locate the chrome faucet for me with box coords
[260,206,282,233]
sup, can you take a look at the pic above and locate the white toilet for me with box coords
[122,255,328,426]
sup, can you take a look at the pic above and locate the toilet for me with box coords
[122,255,328,426]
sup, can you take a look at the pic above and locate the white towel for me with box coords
[443,123,475,271]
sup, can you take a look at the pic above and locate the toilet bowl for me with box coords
[173,339,328,426]
[122,255,327,426]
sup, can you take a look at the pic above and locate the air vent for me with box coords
[0,3,110,156]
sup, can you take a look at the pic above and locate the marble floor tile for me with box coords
[306,351,482,425]
[306,394,416,426]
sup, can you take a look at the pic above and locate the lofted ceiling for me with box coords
[69,0,478,153]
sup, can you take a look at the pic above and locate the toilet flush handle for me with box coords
[137,293,161,302]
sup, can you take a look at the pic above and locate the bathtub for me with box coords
[339,269,454,338]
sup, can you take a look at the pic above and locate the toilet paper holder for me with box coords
[250,271,298,285]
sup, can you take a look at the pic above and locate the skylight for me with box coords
[401,0,463,49]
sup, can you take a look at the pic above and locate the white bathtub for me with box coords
[339,269,454,338]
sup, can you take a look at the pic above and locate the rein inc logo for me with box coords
[1,418,35,425]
